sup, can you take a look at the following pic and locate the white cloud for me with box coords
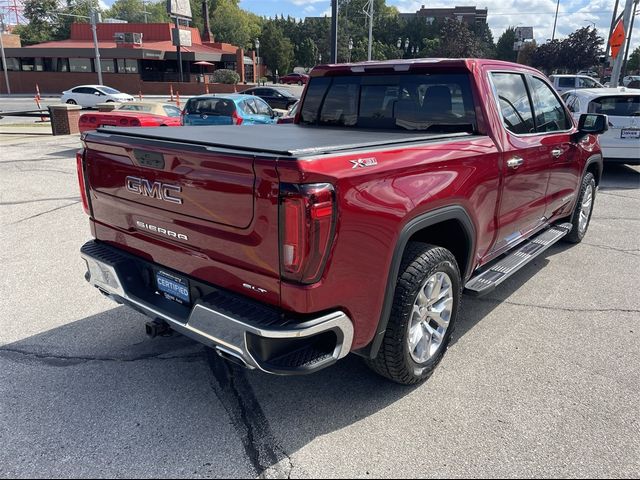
[390,0,638,50]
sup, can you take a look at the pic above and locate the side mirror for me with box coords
[578,113,608,135]
[94,91,102,96]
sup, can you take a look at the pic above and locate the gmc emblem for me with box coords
[125,176,183,205]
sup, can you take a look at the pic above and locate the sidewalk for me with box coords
[0,123,53,144]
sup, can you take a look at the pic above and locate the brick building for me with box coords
[0,22,261,95]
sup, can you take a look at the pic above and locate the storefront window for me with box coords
[1,57,20,71]
[101,59,116,73]
[20,57,35,71]
[69,58,93,73]
[117,59,138,73]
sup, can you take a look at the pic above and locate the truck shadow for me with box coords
[0,240,577,477]
[599,163,640,191]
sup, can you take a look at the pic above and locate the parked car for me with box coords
[181,94,278,126]
[241,86,299,110]
[277,100,299,124]
[627,80,640,89]
[78,102,182,132]
[563,87,640,164]
[623,75,640,87]
[279,72,309,85]
[61,85,135,108]
[78,58,607,385]
[549,74,604,93]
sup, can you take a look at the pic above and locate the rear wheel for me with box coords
[366,243,461,385]
[564,172,596,243]
[66,99,77,105]
[297,80,303,86]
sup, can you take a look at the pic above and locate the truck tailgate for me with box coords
[82,131,281,305]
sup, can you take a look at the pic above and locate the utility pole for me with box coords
[330,0,338,63]
[605,0,621,59]
[621,0,639,80]
[364,0,374,60]
[611,0,635,87]
[551,0,560,41]
[0,14,11,94]
[90,9,103,85]
[55,10,102,85]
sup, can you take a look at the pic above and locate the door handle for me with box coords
[551,148,563,158]
[507,156,524,170]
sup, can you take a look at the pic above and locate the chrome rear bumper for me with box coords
[81,240,354,375]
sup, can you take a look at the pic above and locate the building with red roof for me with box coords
[0,22,260,95]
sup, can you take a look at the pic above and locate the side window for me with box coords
[558,77,575,88]
[491,73,535,135]
[564,95,577,113]
[530,76,570,132]
[242,99,257,114]
[254,98,273,116]
[163,106,182,117]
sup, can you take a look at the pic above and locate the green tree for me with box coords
[473,21,495,58]
[260,22,294,75]
[12,0,61,45]
[105,0,168,23]
[560,26,603,72]
[627,46,640,73]
[436,19,483,58]
[496,27,517,62]
[517,41,537,66]
[209,0,261,49]
[297,38,317,69]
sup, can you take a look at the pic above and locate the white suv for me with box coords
[549,75,603,93]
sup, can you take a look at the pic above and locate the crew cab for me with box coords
[77,59,607,384]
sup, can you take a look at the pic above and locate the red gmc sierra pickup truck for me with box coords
[77,59,607,384]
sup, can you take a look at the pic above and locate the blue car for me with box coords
[182,94,278,126]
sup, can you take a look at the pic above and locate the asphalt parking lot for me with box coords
[1,133,638,478]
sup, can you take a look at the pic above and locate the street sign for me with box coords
[167,0,192,19]
[609,19,625,59]
[515,27,534,40]
[172,28,192,47]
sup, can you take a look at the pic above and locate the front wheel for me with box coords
[366,243,461,385]
[563,172,596,243]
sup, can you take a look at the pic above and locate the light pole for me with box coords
[0,14,11,94]
[55,10,103,85]
[551,0,560,41]
[254,38,260,82]
[348,37,353,63]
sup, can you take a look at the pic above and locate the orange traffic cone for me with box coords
[169,84,174,102]
[176,91,180,108]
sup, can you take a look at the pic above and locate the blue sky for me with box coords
[100,0,638,50]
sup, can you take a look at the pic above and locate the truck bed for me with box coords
[92,124,475,157]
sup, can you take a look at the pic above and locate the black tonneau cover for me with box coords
[92,124,475,157]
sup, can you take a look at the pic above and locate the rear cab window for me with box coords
[299,73,477,133]
[558,77,576,88]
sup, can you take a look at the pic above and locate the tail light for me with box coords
[280,183,336,284]
[76,150,90,215]
[232,109,243,125]
[119,118,128,125]
[80,116,88,123]
[129,118,141,127]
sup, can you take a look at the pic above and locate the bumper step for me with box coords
[465,223,572,296]
[80,240,354,375]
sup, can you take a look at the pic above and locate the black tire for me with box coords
[366,243,462,385]
[297,80,303,86]
[563,172,596,244]
[66,99,77,105]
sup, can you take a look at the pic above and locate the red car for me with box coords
[78,102,182,132]
[279,72,309,85]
